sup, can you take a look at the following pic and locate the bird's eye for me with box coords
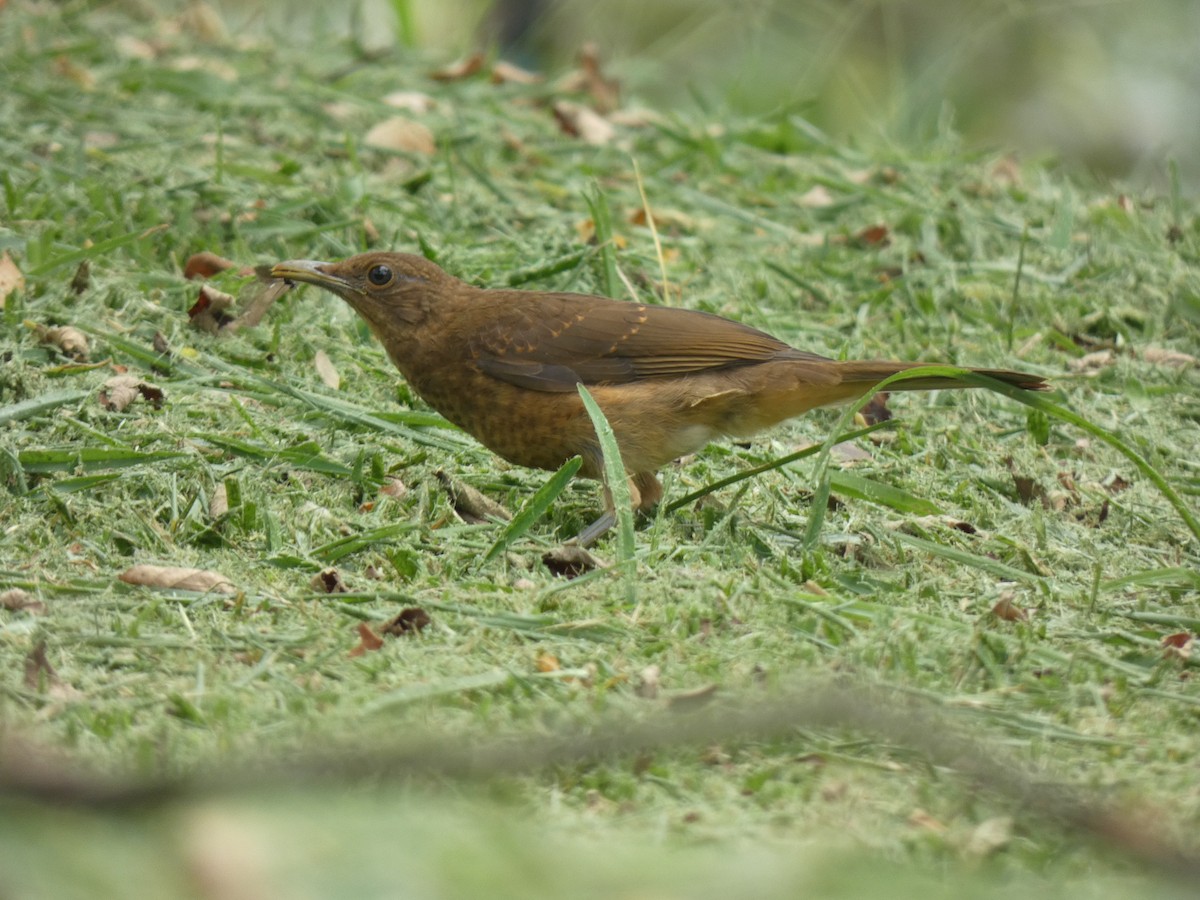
[367,264,393,286]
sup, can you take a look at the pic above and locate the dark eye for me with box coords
[367,264,393,286]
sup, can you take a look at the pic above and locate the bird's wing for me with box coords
[468,292,827,393]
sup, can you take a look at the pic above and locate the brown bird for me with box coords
[271,252,1047,543]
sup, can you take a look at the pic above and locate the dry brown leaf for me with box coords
[1162,632,1193,660]
[313,349,340,390]
[382,90,435,114]
[535,652,560,673]
[310,568,349,594]
[98,375,164,412]
[429,52,485,82]
[629,207,695,232]
[184,251,253,280]
[1141,346,1197,369]
[798,185,835,208]
[542,544,602,578]
[1070,349,1116,372]
[188,284,238,333]
[855,224,891,247]
[209,483,228,520]
[1,588,46,615]
[119,564,235,594]
[552,101,615,146]
[364,116,436,155]
[490,60,542,85]
[0,252,24,307]
[381,607,431,636]
[70,260,91,295]
[349,622,384,657]
[35,324,90,361]
[992,594,1028,622]
[435,470,511,523]
[23,641,59,692]
[379,477,407,500]
[857,392,893,426]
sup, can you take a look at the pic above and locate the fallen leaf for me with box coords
[1141,346,1197,369]
[188,284,238,333]
[490,61,542,85]
[992,594,1028,622]
[855,224,891,247]
[1162,632,1193,660]
[857,392,892,426]
[98,375,164,412]
[1,588,46,615]
[535,652,560,673]
[34,324,90,361]
[1069,349,1116,373]
[1103,474,1131,494]
[435,470,511,523]
[313,349,340,390]
[542,545,602,578]
[0,252,24,306]
[429,52,485,82]
[379,477,407,500]
[184,251,253,280]
[310,568,349,594]
[382,90,435,114]
[364,117,436,155]
[381,607,431,636]
[552,101,615,146]
[70,260,91,294]
[348,622,384,657]
[628,207,695,232]
[119,565,235,594]
[209,483,228,519]
[798,185,834,208]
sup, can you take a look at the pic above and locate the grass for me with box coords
[2,2,1199,896]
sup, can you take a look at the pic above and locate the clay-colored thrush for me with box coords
[271,252,1047,542]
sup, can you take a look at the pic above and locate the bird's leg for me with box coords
[571,471,663,547]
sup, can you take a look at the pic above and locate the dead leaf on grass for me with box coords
[383,90,435,114]
[310,568,349,594]
[435,470,511,523]
[798,185,835,208]
[857,392,893,426]
[1140,346,1197,369]
[1,588,46,615]
[1161,632,1193,660]
[1069,349,1116,373]
[184,251,253,280]
[119,564,235,594]
[98,375,164,412]
[69,260,91,295]
[666,683,718,710]
[567,42,620,113]
[32,323,90,361]
[552,101,615,146]
[491,60,542,85]
[992,594,1028,622]
[209,483,228,520]
[381,607,431,636]
[966,816,1013,858]
[542,544,602,578]
[429,52,485,82]
[23,641,60,692]
[348,622,384,657]
[629,206,695,232]
[0,252,24,307]
[535,652,560,673]
[854,224,891,248]
[313,349,340,390]
[189,280,290,335]
[364,117,436,155]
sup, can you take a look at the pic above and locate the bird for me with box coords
[270,252,1048,543]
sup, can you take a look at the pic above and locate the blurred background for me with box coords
[209,0,1200,188]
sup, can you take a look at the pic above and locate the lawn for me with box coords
[1,2,1198,897]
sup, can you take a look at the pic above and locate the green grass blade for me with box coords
[578,385,635,598]
[484,456,583,564]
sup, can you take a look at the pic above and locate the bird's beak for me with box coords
[270,259,347,291]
